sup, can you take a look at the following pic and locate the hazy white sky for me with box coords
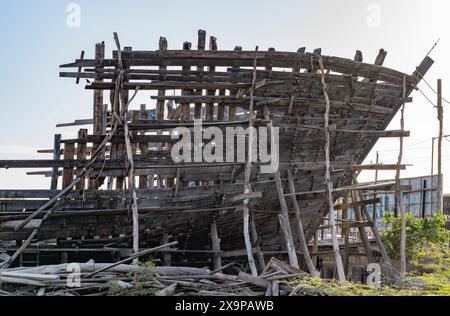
[0,0,449,192]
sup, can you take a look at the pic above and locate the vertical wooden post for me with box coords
[156,37,168,189]
[217,89,226,121]
[195,30,206,119]
[156,37,168,121]
[181,42,192,121]
[206,36,217,122]
[139,106,149,189]
[161,233,172,266]
[242,47,259,277]
[342,193,350,278]
[62,143,75,188]
[250,213,265,272]
[90,42,105,189]
[437,79,444,210]
[93,42,105,136]
[75,129,88,190]
[210,221,222,270]
[287,170,317,275]
[228,46,242,121]
[317,55,345,284]
[397,75,407,278]
[50,134,61,190]
[312,230,319,267]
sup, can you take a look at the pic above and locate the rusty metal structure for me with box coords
[0,30,433,273]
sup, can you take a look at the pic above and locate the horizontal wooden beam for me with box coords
[0,159,243,169]
[60,50,416,85]
[334,198,381,210]
[351,164,411,171]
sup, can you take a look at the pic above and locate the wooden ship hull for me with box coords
[0,31,433,269]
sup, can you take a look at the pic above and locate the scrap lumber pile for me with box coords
[0,258,311,296]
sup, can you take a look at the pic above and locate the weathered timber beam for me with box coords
[85,80,284,91]
[334,198,381,210]
[0,160,243,169]
[60,50,415,84]
[351,164,411,171]
[61,134,174,144]
[152,95,395,115]
[56,119,93,128]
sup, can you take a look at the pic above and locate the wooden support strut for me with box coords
[397,74,407,278]
[287,170,318,276]
[242,47,259,277]
[266,109,299,269]
[317,54,346,284]
[113,32,141,262]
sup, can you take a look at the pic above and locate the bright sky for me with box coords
[0,0,449,192]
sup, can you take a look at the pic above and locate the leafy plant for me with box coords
[382,210,450,265]
[106,260,158,296]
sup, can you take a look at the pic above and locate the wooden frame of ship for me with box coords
[0,30,434,280]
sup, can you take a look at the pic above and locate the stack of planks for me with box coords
[0,257,311,297]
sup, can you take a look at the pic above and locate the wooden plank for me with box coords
[50,134,61,190]
[61,50,417,85]
[62,143,75,188]
[75,129,87,190]
[351,164,409,171]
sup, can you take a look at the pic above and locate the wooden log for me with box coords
[155,283,177,296]
[238,271,270,288]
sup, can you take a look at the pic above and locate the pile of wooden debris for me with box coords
[0,257,312,296]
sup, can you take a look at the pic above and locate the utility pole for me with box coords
[431,137,435,176]
[375,151,379,182]
[373,151,379,222]
[437,79,444,211]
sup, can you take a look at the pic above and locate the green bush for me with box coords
[382,210,450,266]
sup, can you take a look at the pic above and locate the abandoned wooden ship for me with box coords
[0,30,433,274]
